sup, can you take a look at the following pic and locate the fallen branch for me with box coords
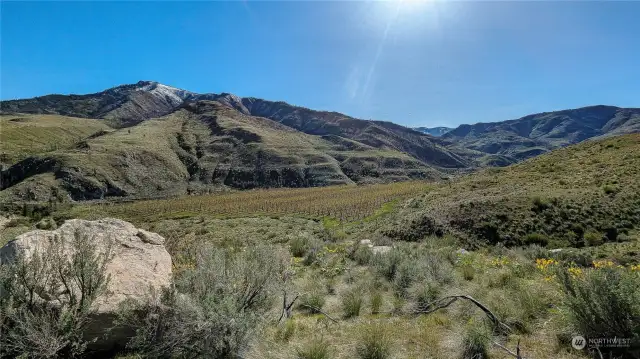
[493,340,525,359]
[415,295,512,333]
[299,304,339,323]
[416,295,524,358]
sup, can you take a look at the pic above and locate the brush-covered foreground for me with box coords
[1,134,639,359]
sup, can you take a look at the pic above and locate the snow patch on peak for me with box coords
[136,82,194,106]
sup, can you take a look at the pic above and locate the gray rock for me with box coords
[360,239,374,248]
[372,246,392,255]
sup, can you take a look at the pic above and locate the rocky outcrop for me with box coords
[0,218,172,350]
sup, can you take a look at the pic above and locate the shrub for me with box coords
[461,264,475,281]
[35,217,57,230]
[119,245,288,359]
[370,292,383,314]
[0,229,114,358]
[352,245,374,265]
[523,232,548,246]
[602,185,618,195]
[424,252,455,285]
[356,324,392,359]
[531,196,551,212]
[557,266,640,341]
[460,322,491,359]
[290,234,311,257]
[275,319,296,342]
[342,288,364,318]
[393,260,419,296]
[410,282,441,312]
[299,288,326,314]
[372,249,404,281]
[584,231,603,246]
[296,337,331,359]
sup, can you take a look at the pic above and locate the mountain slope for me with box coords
[0,101,441,202]
[239,98,470,169]
[1,82,472,171]
[380,133,640,249]
[413,126,453,137]
[444,105,640,161]
[0,81,194,127]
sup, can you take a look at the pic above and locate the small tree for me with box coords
[0,229,113,358]
[119,244,288,359]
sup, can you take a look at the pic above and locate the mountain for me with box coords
[0,82,471,202]
[3,81,639,203]
[443,105,640,161]
[413,126,453,137]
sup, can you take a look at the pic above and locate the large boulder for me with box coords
[0,218,172,351]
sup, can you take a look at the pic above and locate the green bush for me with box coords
[372,249,404,281]
[299,289,326,314]
[461,264,475,281]
[352,245,374,265]
[290,234,311,257]
[602,185,618,195]
[275,319,296,342]
[409,282,441,312]
[393,260,419,296]
[356,324,392,359]
[118,245,288,359]
[531,196,551,212]
[584,231,603,246]
[370,292,383,314]
[557,267,640,341]
[523,232,548,246]
[341,289,364,318]
[460,322,491,359]
[296,337,331,359]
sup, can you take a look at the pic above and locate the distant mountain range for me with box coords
[1,81,638,202]
[413,127,453,137]
[443,105,640,161]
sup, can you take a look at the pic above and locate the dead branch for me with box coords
[415,295,525,358]
[493,340,525,359]
[277,291,299,323]
[415,295,512,333]
[299,304,339,323]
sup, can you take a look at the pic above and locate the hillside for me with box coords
[1,81,471,169]
[0,102,441,202]
[444,105,640,161]
[0,114,112,166]
[379,133,640,254]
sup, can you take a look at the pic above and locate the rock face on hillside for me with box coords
[0,218,172,349]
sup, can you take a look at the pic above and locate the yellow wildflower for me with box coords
[536,258,557,271]
[593,260,615,269]
[568,266,583,278]
[491,256,510,267]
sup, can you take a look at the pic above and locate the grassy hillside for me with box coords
[0,114,111,166]
[0,102,440,203]
[379,134,640,254]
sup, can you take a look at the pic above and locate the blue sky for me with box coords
[2,1,639,127]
